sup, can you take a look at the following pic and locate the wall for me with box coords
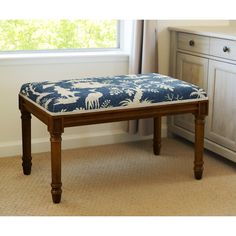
[1,20,232,158]
[0,53,150,157]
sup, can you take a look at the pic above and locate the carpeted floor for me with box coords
[0,137,235,216]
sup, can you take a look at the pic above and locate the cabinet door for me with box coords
[173,52,208,132]
[206,60,236,151]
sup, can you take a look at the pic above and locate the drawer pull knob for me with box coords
[223,46,230,52]
[189,40,195,47]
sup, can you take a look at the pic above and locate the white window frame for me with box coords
[0,20,134,66]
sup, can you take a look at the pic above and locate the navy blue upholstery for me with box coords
[20,73,207,114]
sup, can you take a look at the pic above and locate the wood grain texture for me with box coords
[174,52,208,133]
[169,27,236,163]
[210,37,236,61]
[177,32,210,54]
[206,60,236,151]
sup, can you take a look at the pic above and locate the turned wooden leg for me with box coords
[50,132,62,203]
[194,114,205,180]
[153,116,162,155]
[21,109,32,175]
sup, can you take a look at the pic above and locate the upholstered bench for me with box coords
[19,73,208,203]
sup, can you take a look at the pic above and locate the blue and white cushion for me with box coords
[20,73,208,114]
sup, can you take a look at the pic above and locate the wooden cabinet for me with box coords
[174,53,208,133]
[207,60,236,152]
[169,27,236,163]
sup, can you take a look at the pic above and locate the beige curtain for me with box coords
[127,20,158,135]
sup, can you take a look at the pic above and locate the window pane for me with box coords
[0,20,119,52]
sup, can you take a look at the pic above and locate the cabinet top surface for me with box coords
[169,26,236,40]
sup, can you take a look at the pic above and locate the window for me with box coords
[0,20,120,53]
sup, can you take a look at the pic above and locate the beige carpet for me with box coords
[0,137,235,216]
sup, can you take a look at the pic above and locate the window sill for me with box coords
[0,50,129,65]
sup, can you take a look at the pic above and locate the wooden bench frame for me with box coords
[19,94,208,203]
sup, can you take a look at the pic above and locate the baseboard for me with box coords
[0,125,167,158]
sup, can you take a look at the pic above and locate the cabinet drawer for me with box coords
[210,38,236,61]
[177,33,210,54]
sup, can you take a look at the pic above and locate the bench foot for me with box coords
[50,128,63,203]
[194,112,205,180]
[51,183,62,203]
[194,168,203,180]
[153,116,162,155]
[153,144,161,155]
[20,108,32,175]
[22,161,32,175]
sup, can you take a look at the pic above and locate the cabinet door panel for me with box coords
[173,53,208,132]
[206,60,236,151]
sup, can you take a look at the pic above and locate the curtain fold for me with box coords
[127,20,158,135]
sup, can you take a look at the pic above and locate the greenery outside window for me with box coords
[0,20,120,53]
